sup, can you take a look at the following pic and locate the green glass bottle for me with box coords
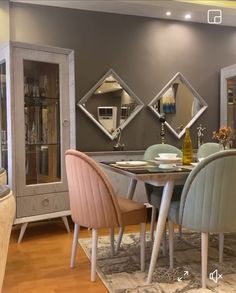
[182,128,193,165]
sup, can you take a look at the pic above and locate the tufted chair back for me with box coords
[65,150,122,229]
[144,144,183,205]
[144,144,182,161]
[197,142,221,159]
[179,150,236,233]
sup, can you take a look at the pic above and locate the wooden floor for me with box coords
[3,220,144,293]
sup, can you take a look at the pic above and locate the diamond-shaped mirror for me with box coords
[78,69,144,140]
[148,72,208,139]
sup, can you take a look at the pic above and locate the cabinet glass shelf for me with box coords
[25,143,59,146]
[25,96,59,106]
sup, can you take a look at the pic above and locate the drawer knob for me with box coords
[63,119,70,127]
[42,198,49,207]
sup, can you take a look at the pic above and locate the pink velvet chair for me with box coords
[65,150,147,282]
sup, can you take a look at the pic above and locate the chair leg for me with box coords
[109,228,115,256]
[162,226,167,256]
[91,228,98,282]
[201,232,208,289]
[70,223,80,268]
[150,207,157,241]
[219,233,224,264]
[140,223,146,272]
[168,220,174,269]
[116,227,124,252]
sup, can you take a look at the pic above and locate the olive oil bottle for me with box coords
[182,128,193,165]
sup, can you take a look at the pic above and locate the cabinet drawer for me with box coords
[16,192,70,218]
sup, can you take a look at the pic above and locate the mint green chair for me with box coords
[168,150,236,289]
[144,144,183,242]
[197,142,224,262]
[197,142,221,159]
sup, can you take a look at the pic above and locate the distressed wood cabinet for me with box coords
[0,42,75,242]
[221,64,236,147]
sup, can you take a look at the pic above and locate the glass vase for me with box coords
[219,139,230,150]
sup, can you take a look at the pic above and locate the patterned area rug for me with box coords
[79,232,236,292]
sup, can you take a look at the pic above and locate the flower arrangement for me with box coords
[213,126,232,149]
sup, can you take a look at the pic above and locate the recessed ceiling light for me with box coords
[185,14,191,19]
[166,11,171,16]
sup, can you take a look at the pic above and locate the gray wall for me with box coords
[10,3,236,151]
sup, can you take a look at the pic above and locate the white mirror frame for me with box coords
[78,69,144,140]
[148,72,208,139]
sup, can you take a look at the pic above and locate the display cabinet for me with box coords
[0,42,75,242]
[221,64,236,147]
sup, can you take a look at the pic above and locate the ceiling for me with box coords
[10,0,236,27]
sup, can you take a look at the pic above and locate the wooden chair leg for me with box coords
[168,220,174,269]
[219,232,224,263]
[70,223,79,268]
[140,223,146,272]
[201,232,209,289]
[109,228,115,256]
[91,228,98,282]
[116,227,124,252]
[150,207,157,241]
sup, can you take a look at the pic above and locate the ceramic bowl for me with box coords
[158,153,178,159]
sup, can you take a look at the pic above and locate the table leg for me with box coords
[147,180,174,284]
[116,178,137,251]
[127,179,137,200]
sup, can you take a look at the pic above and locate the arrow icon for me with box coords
[178,271,189,282]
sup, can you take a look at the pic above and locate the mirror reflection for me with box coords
[149,72,207,138]
[78,69,144,140]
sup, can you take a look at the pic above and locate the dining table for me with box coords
[100,160,193,284]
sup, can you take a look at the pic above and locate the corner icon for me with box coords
[207,10,222,24]
[209,269,223,283]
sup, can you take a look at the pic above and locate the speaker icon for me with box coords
[209,269,223,283]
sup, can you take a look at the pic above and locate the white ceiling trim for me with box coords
[10,0,236,27]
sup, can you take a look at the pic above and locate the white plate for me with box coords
[116,161,147,167]
[159,164,177,169]
[154,157,182,163]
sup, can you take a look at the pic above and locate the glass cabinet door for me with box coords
[0,60,8,171]
[14,47,70,196]
[24,60,61,185]
[227,77,236,147]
